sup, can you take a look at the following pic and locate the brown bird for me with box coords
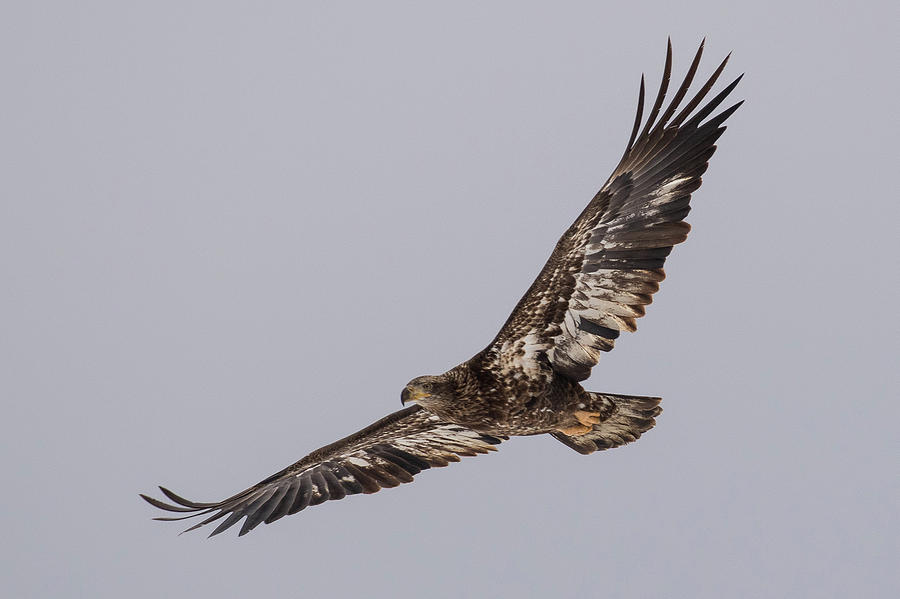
[142,39,742,537]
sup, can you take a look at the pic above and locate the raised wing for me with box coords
[141,406,503,537]
[488,40,742,381]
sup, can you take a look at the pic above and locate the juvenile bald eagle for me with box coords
[142,40,742,537]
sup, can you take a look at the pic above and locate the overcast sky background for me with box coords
[2,2,896,597]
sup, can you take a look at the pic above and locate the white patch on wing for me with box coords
[498,331,554,384]
[521,333,546,360]
[656,175,689,196]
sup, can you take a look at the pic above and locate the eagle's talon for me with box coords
[574,410,603,427]
[557,423,593,436]
[557,410,603,436]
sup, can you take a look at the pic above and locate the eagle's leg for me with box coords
[556,410,603,436]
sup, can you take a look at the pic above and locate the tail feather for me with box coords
[552,392,662,455]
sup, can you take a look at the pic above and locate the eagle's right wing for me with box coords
[486,40,742,382]
[141,405,503,537]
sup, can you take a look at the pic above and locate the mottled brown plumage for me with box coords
[142,39,742,536]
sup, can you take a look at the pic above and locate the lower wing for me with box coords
[141,405,504,537]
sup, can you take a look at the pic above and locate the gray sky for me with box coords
[2,2,896,598]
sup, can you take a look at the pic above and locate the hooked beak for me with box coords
[400,386,429,405]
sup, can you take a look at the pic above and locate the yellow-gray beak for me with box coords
[400,387,429,405]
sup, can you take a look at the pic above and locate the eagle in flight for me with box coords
[142,40,742,537]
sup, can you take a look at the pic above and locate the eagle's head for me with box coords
[401,374,456,410]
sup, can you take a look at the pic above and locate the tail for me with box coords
[552,392,662,455]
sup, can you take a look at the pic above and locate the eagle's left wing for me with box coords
[141,405,503,536]
[485,40,742,382]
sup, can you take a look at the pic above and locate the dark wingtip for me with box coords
[669,50,734,128]
[638,39,673,140]
[624,74,646,155]
[712,99,745,125]
[683,73,744,129]
[158,485,217,509]
[651,38,706,134]
[181,520,210,536]
[140,492,197,513]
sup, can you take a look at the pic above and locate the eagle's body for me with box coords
[413,356,591,436]
[142,40,742,537]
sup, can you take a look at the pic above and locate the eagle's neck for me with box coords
[444,363,485,403]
